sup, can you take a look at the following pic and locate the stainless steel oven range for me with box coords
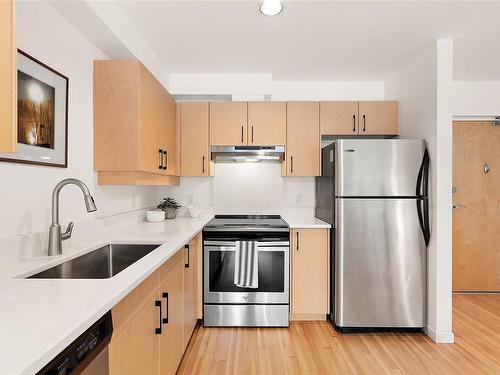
[203,215,290,327]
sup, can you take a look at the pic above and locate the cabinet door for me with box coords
[247,102,286,145]
[0,0,16,153]
[108,288,160,375]
[139,64,163,173]
[183,234,200,348]
[210,101,247,145]
[159,252,185,375]
[291,229,328,318]
[320,101,358,135]
[286,102,320,176]
[161,90,178,176]
[358,101,399,135]
[180,102,210,176]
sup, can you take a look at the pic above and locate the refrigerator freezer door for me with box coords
[335,198,426,328]
[336,139,426,197]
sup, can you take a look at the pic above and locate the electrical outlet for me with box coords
[295,194,302,206]
[188,193,194,205]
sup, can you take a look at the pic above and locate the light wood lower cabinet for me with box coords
[108,233,201,375]
[290,228,329,320]
[0,0,16,153]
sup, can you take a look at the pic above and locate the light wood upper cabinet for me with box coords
[291,228,329,319]
[286,102,321,176]
[183,233,200,349]
[247,102,286,145]
[161,90,179,176]
[94,60,179,185]
[159,251,185,375]
[320,101,358,135]
[210,101,247,145]
[358,101,399,135]
[0,0,16,153]
[180,102,210,176]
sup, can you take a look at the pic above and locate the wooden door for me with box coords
[139,64,163,173]
[291,229,329,319]
[210,101,247,145]
[180,102,210,176]
[320,101,359,135]
[453,121,500,291]
[286,102,320,176]
[0,0,16,153]
[108,288,160,375]
[247,102,286,145]
[358,101,399,135]
[159,251,185,375]
[183,234,200,348]
[161,90,178,176]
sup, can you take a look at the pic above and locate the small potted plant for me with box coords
[157,197,181,219]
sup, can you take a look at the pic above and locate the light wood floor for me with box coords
[178,295,500,374]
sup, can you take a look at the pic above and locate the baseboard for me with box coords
[424,326,454,343]
[289,314,326,321]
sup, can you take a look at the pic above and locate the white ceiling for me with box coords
[116,1,500,81]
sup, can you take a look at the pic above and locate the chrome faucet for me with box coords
[48,178,97,256]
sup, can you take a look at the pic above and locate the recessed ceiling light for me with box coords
[259,0,283,17]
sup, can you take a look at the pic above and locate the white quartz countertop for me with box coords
[0,212,214,375]
[0,210,329,374]
[282,215,331,229]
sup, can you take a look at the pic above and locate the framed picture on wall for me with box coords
[0,49,68,167]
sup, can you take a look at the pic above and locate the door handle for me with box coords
[162,292,169,324]
[158,149,163,170]
[296,232,299,251]
[452,203,466,209]
[202,156,205,174]
[362,115,366,132]
[251,126,254,143]
[241,126,244,143]
[352,114,356,132]
[155,300,162,334]
[163,150,167,171]
[290,156,293,174]
[185,244,190,268]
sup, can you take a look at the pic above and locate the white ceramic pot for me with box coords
[146,210,165,222]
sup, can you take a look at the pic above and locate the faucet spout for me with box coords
[48,178,97,256]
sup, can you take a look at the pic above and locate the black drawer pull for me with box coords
[363,115,366,132]
[202,156,205,174]
[162,292,169,324]
[185,244,190,268]
[155,300,162,334]
[163,150,167,170]
[158,149,163,170]
[352,114,356,132]
[296,232,299,251]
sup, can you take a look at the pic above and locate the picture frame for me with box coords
[0,49,69,168]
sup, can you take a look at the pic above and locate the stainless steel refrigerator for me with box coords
[315,139,430,331]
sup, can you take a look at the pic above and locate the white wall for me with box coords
[0,1,157,239]
[385,40,454,343]
[453,81,500,116]
[158,164,315,216]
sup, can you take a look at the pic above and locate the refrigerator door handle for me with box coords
[416,149,430,246]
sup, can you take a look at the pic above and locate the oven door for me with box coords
[204,240,289,304]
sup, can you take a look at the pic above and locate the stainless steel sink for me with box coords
[28,244,160,279]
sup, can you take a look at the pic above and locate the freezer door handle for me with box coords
[416,149,430,246]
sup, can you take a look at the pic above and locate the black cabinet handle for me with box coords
[202,156,205,174]
[290,156,293,174]
[162,292,169,324]
[163,150,167,170]
[185,244,190,268]
[352,114,356,132]
[296,232,299,251]
[158,149,163,170]
[363,114,366,132]
[155,300,162,334]
[251,126,254,143]
[241,126,244,143]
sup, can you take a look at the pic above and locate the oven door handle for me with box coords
[203,241,289,247]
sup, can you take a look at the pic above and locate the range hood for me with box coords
[211,146,285,163]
